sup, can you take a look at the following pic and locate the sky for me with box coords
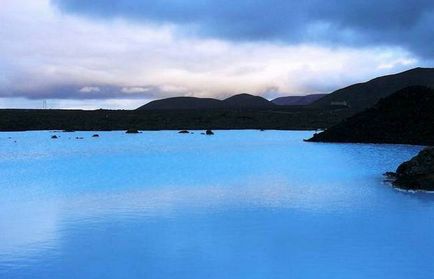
[0,0,433,109]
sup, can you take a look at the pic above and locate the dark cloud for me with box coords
[52,0,434,58]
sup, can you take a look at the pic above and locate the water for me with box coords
[0,131,433,279]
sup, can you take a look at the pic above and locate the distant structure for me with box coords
[330,101,349,107]
[42,100,47,109]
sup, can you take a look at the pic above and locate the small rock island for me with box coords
[126,129,140,134]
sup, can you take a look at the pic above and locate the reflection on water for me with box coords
[0,131,433,279]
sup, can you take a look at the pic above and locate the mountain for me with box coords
[222,93,275,108]
[137,93,275,110]
[307,86,434,145]
[139,67,434,111]
[137,97,223,110]
[312,67,434,111]
[272,94,327,106]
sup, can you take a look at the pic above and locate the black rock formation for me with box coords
[307,86,434,146]
[386,147,434,191]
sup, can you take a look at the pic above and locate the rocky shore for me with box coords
[386,147,434,191]
[307,86,434,146]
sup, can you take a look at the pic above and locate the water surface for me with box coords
[0,131,433,279]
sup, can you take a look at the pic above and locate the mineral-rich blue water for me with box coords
[0,130,433,279]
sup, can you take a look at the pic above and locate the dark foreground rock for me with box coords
[206,130,214,135]
[51,135,58,139]
[92,134,99,137]
[307,86,434,145]
[387,147,434,191]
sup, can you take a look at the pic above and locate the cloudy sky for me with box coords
[1,0,433,109]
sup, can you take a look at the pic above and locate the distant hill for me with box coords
[138,93,275,110]
[222,93,275,108]
[137,97,222,110]
[139,67,434,111]
[272,94,327,106]
[307,86,434,145]
[312,67,434,111]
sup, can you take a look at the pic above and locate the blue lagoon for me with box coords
[0,131,433,279]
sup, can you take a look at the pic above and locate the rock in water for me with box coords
[92,134,100,137]
[388,147,434,191]
[126,129,140,134]
[178,130,190,134]
[51,135,58,139]
[206,130,214,135]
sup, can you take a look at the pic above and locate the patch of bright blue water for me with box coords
[0,131,433,279]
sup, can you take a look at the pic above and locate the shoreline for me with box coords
[0,107,352,132]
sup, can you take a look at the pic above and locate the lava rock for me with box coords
[178,130,190,134]
[388,147,434,191]
[307,86,434,145]
[126,129,140,134]
[92,134,100,137]
[51,135,58,139]
[206,130,214,135]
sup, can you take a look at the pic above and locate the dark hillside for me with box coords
[312,68,434,111]
[272,94,327,106]
[308,86,434,145]
[137,97,223,110]
[222,94,275,108]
